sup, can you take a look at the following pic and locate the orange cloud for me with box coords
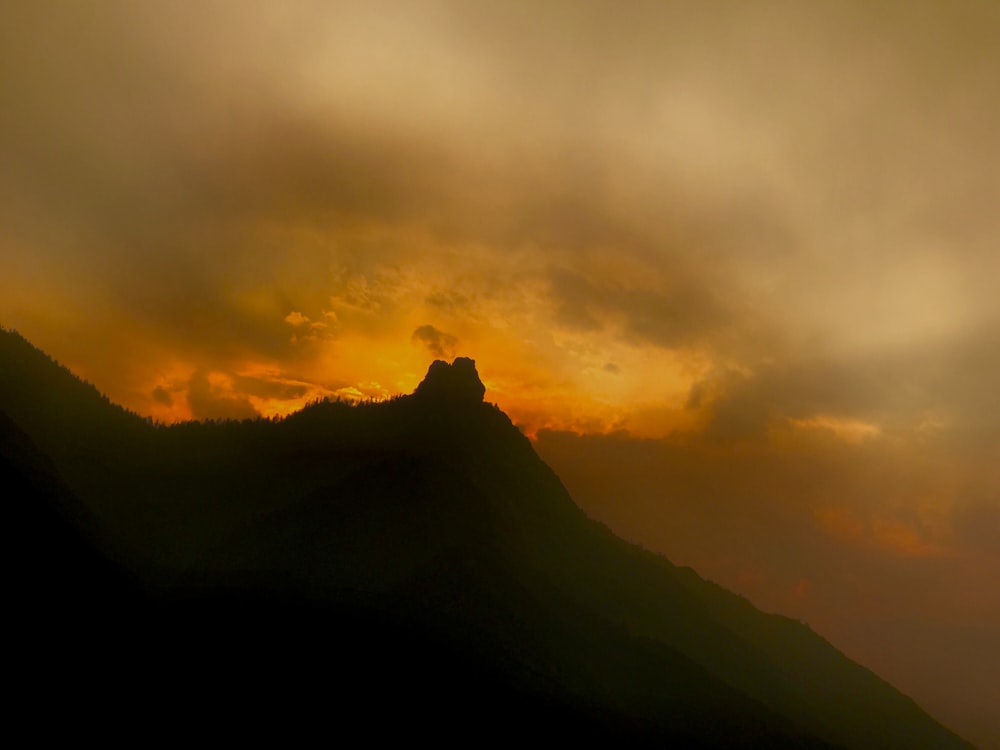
[284,311,310,327]
[872,518,942,559]
[815,506,943,559]
[788,415,882,444]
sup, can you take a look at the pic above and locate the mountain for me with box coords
[0,328,975,747]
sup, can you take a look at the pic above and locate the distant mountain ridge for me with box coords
[0,327,974,748]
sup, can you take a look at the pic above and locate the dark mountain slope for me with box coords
[0,327,150,456]
[0,329,974,748]
[202,369,968,749]
[1,409,138,625]
[0,410,635,744]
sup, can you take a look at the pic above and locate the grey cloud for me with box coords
[152,385,173,406]
[426,290,473,315]
[951,498,1000,558]
[701,361,891,440]
[412,325,458,359]
[0,0,792,364]
[547,266,732,348]
[695,344,953,441]
[231,375,309,401]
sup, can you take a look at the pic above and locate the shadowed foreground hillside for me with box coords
[0,328,974,747]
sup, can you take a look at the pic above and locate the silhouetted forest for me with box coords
[0,328,974,747]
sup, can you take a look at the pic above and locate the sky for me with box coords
[2,1,998,744]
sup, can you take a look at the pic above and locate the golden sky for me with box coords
[2,2,999,744]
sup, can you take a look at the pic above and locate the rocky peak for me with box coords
[413,357,486,404]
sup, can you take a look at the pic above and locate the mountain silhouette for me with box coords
[0,328,975,747]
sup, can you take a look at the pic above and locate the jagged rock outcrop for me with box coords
[413,357,486,405]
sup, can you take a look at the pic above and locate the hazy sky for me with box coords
[2,2,998,744]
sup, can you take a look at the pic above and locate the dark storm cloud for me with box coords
[548,266,732,348]
[684,314,1000,447]
[151,386,173,407]
[231,375,309,402]
[699,360,899,440]
[0,0,796,371]
[0,3,491,370]
[412,325,458,359]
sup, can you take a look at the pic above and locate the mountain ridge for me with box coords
[0,327,974,748]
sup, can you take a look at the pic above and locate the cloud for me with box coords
[186,370,258,421]
[546,265,737,352]
[952,499,1000,557]
[284,311,310,327]
[151,385,173,406]
[231,374,310,401]
[693,355,913,441]
[412,324,458,359]
[425,290,473,315]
